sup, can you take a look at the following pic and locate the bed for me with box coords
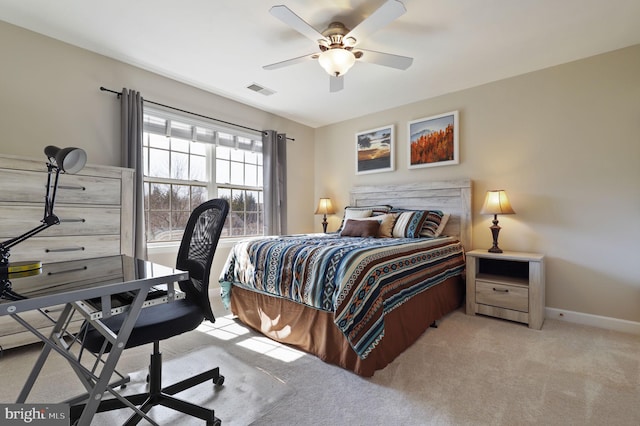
[220,179,472,376]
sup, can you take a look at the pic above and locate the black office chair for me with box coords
[73,199,229,426]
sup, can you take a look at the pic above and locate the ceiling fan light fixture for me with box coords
[344,36,357,47]
[318,48,356,77]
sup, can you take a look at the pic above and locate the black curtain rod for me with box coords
[100,86,294,141]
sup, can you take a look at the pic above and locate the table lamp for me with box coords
[479,189,515,253]
[315,198,335,233]
[0,145,87,273]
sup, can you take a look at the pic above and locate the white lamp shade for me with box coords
[480,190,515,215]
[315,198,336,215]
[318,49,356,77]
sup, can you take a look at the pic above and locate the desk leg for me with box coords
[15,304,76,402]
[13,290,152,426]
[76,289,149,426]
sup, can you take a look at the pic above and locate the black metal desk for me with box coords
[0,255,188,426]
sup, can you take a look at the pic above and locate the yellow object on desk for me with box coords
[1,260,43,274]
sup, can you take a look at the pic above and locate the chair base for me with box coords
[71,342,223,426]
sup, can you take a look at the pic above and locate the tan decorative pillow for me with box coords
[340,219,380,238]
[350,213,397,238]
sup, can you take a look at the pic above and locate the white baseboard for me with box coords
[545,307,640,335]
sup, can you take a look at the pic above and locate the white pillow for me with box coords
[345,208,373,220]
[337,208,372,233]
[337,205,393,233]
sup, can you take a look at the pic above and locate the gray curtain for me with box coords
[121,88,147,259]
[262,130,287,235]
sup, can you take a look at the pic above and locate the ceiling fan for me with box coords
[263,0,413,92]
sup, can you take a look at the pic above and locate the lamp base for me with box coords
[321,215,328,233]
[488,216,503,254]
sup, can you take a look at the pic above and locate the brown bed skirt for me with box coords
[230,275,464,377]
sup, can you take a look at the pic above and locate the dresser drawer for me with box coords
[0,305,83,338]
[9,255,125,297]
[0,169,121,205]
[0,257,124,348]
[0,301,85,349]
[0,206,121,238]
[476,280,528,312]
[0,323,83,350]
[6,235,121,263]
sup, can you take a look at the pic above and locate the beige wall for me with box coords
[2,19,638,323]
[315,45,640,323]
[0,21,316,277]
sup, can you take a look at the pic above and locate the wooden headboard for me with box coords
[350,179,472,250]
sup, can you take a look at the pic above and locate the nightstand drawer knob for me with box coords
[493,287,509,293]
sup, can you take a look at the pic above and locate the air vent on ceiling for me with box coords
[246,83,275,96]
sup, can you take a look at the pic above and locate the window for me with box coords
[142,109,263,243]
[216,144,263,237]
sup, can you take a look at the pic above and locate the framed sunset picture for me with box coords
[355,124,394,175]
[408,111,459,169]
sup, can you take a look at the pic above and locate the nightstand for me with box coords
[466,249,545,329]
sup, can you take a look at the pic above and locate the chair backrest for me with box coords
[176,199,229,322]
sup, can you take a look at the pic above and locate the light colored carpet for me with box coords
[1,295,639,426]
[0,316,294,426]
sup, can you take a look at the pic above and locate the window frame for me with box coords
[142,106,264,244]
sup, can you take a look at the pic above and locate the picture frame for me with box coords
[408,111,459,169]
[355,124,395,175]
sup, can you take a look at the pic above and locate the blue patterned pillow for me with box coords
[392,211,429,238]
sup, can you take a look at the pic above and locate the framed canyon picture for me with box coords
[355,124,394,175]
[408,111,459,169]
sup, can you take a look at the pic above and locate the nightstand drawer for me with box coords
[476,280,528,312]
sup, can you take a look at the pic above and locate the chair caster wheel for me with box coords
[213,375,225,386]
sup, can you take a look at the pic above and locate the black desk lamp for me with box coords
[0,146,87,273]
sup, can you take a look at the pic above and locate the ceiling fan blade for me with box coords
[263,53,318,70]
[270,5,328,44]
[329,75,344,92]
[357,48,413,70]
[344,0,406,46]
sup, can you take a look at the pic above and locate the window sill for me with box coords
[147,236,253,253]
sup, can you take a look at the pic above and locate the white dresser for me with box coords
[0,153,134,349]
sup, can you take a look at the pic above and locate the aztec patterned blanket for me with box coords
[220,234,465,359]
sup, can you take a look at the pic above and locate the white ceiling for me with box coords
[1,0,640,128]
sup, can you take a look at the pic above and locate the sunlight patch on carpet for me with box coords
[92,344,294,426]
[197,315,305,362]
[236,336,306,362]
